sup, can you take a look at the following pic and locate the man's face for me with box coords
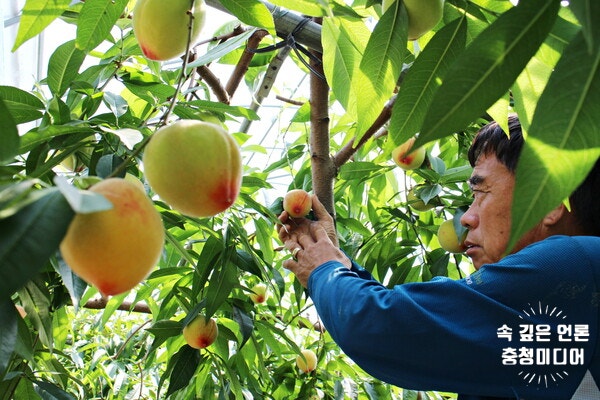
[460,154,516,269]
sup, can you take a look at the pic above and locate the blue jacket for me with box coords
[308,236,600,399]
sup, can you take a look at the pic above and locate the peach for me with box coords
[296,349,318,373]
[132,0,206,61]
[392,137,426,170]
[142,120,242,218]
[59,178,164,296]
[437,218,467,253]
[249,283,268,304]
[407,186,438,212]
[283,189,312,218]
[183,315,218,349]
[382,0,444,40]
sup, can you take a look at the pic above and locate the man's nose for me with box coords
[460,205,477,230]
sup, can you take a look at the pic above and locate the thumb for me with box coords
[312,195,332,221]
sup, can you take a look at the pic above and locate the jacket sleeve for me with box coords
[307,236,600,398]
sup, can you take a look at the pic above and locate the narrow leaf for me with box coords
[0,98,20,165]
[509,31,600,251]
[166,345,202,397]
[205,259,238,319]
[0,86,44,124]
[11,0,72,52]
[76,0,128,52]
[33,380,76,400]
[217,0,275,32]
[416,0,561,148]
[389,16,467,146]
[0,189,74,300]
[512,14,580,129]
[355,1,407,140]
[186,29,256,69]
[53,176,112,214]
[268,0,327,16]
[569,0,600,52]
[47,40,86,96]
[0,299,18,377]
[322,16,370,116]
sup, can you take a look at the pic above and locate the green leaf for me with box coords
[183,100,260,120]
[0,189,73,300]
[322,16,370,115]
[512,14,580,129]
[569,0,600,52]
[147,320,184,351]
[33,380,76,400]
[268,0,327,16]
[232,305,253,348]
[204,256,238,319]
[0,98,20,165]
[55,258,87,311]
[47,40,87,96]
[355,1,407,140]
[53,176,112,214]
[0,86,44,124]
[165,345,202,397]
[76,0,128,52]
[509,31,600,251]
[186,28,256,69]
[0,299,18,377]
[19,280,53,349]
[11,0,72,52]
[218,0,275,33]
[416,0,561,148]
[389,16,467,146]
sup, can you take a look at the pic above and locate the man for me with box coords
[278,116,600,399]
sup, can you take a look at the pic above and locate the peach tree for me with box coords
[0,0,598,399]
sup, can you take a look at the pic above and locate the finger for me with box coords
[310,222,331,243]
[282,258,298,271]
[312,196,332,221]
[297,230,317,248]
[278,224,291,242]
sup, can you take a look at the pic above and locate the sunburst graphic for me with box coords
[518,369,569,388]
[518,301,568,320]
[516,301,569,388]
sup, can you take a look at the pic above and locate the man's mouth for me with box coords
[463,240,479,256]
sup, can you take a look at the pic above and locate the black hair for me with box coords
[468,114,523,172]
[468,115,600,236]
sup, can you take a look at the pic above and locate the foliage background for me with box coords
[0,0,598,399]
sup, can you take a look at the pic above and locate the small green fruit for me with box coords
[382,0,444,40]
[437,218,467,253]
[407,187,435,212]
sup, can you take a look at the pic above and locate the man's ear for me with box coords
[543,203,567,226]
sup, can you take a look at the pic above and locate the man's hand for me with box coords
[278,196,350,287]
[278,195,338,246]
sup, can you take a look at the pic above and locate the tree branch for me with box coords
[197,65,229,104]
[333,95,396,168]
[84,297,152,314]
[225,29,269,98]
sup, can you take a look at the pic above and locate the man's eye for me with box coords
[471,189,484,199]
